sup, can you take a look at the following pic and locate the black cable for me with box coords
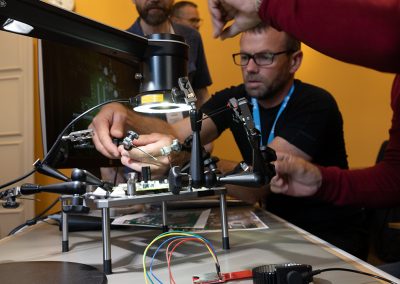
[113,167,119,185]
[7,223,29,236]
[43,98,130,164]
[0,99,131,190]
[7,197,60,236]
[308,267,398,284]
[197,105,230,123]
[3,99,134,238]
[0,169,36,190]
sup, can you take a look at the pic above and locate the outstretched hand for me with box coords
[270,152,322,197]
[89,102,130,159]
[208,0,262,39]
[119,133,184,178]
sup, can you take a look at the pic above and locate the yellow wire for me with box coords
[143,232,219,284]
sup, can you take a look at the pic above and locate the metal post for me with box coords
[102,208,112,274]
[162,201,168,232]
[61,197,69,252]
[219,192,230,249]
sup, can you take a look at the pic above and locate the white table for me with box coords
[0,208,398,284]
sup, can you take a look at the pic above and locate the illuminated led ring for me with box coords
[133,93,191,114]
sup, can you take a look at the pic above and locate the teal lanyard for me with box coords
[251,84,295,145]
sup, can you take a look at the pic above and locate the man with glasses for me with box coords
[199,24,367,259]
[171,1,203,31]
[90,24,368,259]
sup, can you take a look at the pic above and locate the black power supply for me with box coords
[252,263,313,284]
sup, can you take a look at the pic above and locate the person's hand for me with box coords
[89,102,129,159]
[118,133,183,178]
[270,152,322,197]
[208,0,262,39]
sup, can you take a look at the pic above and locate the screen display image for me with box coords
[39,39,141,168]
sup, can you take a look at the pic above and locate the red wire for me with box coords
[167,238,199,284]
[166,238,183,284]
[166,238,189,284]
[166,238,207,284]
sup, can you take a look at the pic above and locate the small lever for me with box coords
[62,129,93,142]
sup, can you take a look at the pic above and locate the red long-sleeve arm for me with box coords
[317,161,400,208]
[259,0,400,207]
[259,0,400,73]
[315,77,400,208]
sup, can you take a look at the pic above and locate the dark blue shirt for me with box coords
[201,80,369,259]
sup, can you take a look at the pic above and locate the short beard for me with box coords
[136,3,171,26]
[245,74,290,101]
[246,86,277,101]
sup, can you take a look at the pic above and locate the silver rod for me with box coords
[162,201,168,226]
[62,199,68,242]
[220,193,229,239]
[133,145,158,161]
[102,208,112,261]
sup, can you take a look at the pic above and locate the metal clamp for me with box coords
[160,139,181,156]
[122,131,158,161]
[122,130,139,151]
[62,129,94,142]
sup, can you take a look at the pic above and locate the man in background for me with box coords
[171,1,202,31]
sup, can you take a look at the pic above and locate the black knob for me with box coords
[260,146,277,162]
[168,166,189,195]
[204,156,220,172]
[142,166,151,183]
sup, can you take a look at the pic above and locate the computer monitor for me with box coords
[38,39,141,169]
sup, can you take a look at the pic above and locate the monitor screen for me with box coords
[38,39,141,169]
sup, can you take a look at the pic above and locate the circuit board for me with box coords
[110,180,170,197]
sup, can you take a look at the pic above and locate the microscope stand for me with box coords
[61,187,229,275]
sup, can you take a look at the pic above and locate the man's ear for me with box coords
[289,50,303,73]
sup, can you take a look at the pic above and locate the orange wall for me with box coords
[35,1,393,213]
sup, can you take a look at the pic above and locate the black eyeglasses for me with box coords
[232,50,292,66]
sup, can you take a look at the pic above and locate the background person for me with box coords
[171,1,203,31]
